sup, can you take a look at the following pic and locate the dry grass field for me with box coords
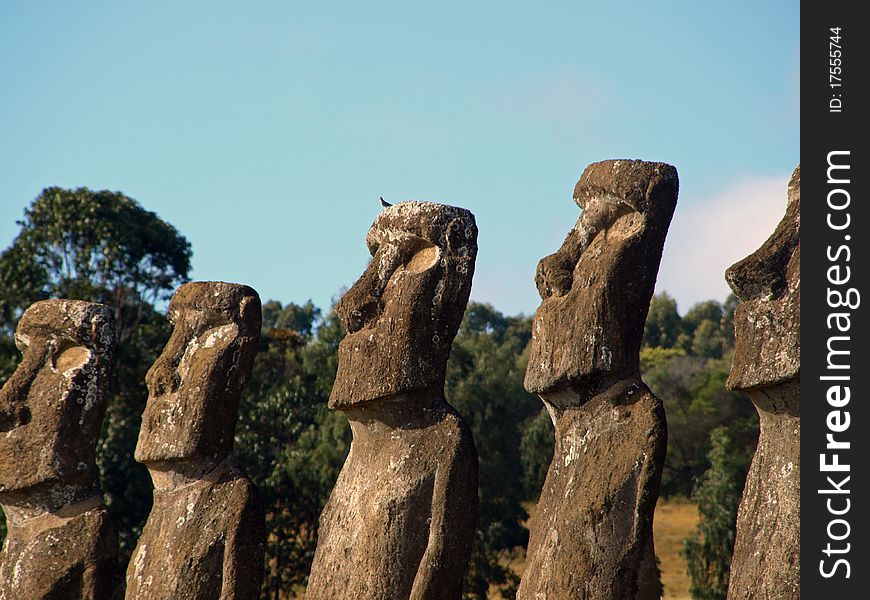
[489,498,699,599]
[654,498,699,600]
[290,499,699,599]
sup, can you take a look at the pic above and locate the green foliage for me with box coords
[681,300,724,336]
[642,351,753,497]
[0,188,191,569]
[640,294,757,600]
[0,336,11,544]
[720,294,738,346]
[235,303,350,596]
[262,299,321,337]
[643,292,682,349]
[520,408,554,501]
[446,303,539,599]
[683,427,752,600]
[690,320,726,359]
[639,346,685,372]
[640,295,757,498]
[97,308,173,565]
[0,187,191,339]
[0,336,17,386]
[0,188,760,598]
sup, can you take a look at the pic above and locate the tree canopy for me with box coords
[0,192,756,599]
[0,187,193,576]
[0,187,191,341]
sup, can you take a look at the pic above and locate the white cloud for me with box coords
[656,173,791,312]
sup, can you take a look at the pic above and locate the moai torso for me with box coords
[0,300,118,600]
[306,202,479,600]
[518,160,678,600]
[1,500,116,600]
[125,282,265,600]
[127,461,263,600]
[725,167,800,599]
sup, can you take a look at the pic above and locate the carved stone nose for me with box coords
[146,365,180,396]
[535,253,574,300]
[145,338,185,396]
[336,264,383,333]
[0,349,43,431]
[725,246,788,302]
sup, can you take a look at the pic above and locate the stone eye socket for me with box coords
[403,243,440,274]
[52,342,91,374]
[193,323,238,350]
[384,236,439,279]
[177,309,231,338]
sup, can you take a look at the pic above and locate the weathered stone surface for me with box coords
[725,166,800,599]
[519,160,677,599]
[0,300,118,600]
[126,282,265,600]
[307,202,479,600]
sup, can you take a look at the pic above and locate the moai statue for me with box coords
[125,282,265,600]
[518,160,678,599]
[0,300,118,600]
[725,166,800,599]
[306,202,479,600]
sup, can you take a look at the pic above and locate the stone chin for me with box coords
[0,433,98,494]
[0,458,58,494]
[328,328,441,410]
[726,291,800,391]
[134,393,206,464]
[524,292,640,403]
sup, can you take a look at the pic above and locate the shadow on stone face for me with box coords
[125,281,265,600]
[725,166,800,600]
[519,160,677,600]
[307,201,479,600]
[0,300,119,600]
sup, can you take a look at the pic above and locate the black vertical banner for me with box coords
[802,1,869,596]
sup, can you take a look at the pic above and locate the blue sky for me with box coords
[0,1,799,316]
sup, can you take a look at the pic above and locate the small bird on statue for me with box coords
[380,196,392,208]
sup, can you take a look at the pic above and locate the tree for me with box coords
[681,301,723,338]
[520,408,554,500]
[643,293,682,349]
[446,303,539,599]
[640,295,757,498]
[690,320,726,360]
[0,187,191,341]
[235,302,350,598]
[0,187,191,571]
[720,294,739,345]
[677,300,725,358]
[262,299,321,337]
[682,427,752,600]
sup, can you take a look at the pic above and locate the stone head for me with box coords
[525,160,678,406]
[0,300,115,493]
[135,282,261,466]
[725,166,800,390]
[330,201,477,409]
